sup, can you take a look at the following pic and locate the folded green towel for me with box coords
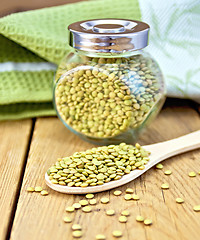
[0,0,199,121]
[0,0,141,120]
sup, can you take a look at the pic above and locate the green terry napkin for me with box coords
[0,0,141,120]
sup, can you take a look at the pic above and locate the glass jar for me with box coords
[54,19,166,145]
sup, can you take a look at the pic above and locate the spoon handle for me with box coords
[145,130,200,162]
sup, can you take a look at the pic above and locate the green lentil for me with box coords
[136,215,144,222]
[112,230,123,238]
[144,219,153,225]
[113,190,122,196]
[156,163,163,169]
[101,197,109,204]
[40,190,48,196]
[106,209,115,216]
[35,186,43,192]
[125,188,133,193]
[193,205,200,212]
[135,143,141,149]
[72,224,82,230]
[47,143,150,187]
[63,216,72,223]
[89,199,97,205]
[79,200,88,206]
[82,206,92,213]
[66,206,75,212]
[132,194,140,200]
[51,179,58,184]
[121,210,130,216]
[164,170,172,175]
[96,234,106,240]
[72,203,81,209]
[72,230,82,238]
[176,198,184,204]
[85,193,94,199]
[119,216,127,223]
[161,183,169,190]
[188,171,196,177]
[124,194,132,201]
[26,187,34,192]
[55,55,163,140]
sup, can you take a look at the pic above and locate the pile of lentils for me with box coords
[55,54,163,138]
[47,143,150,187]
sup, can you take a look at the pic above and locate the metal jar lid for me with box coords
[68,19,150,53]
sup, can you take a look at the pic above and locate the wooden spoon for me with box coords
[45,130,200,194]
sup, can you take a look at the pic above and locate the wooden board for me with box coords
[0,120,32,240]
[10,106,200,240]
[0,0,84,17]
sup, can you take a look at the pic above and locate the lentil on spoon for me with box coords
[47,143,150,187]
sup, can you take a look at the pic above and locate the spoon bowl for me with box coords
[45,130,200,194]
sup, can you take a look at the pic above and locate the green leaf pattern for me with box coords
[139,0,200,102]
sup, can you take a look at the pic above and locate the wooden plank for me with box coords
[10,106,200,240]
[0,0,83,17]
[0,120,32,240]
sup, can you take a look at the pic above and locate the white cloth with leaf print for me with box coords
[139,0,200,102]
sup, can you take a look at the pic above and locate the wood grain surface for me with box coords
[0,0,83,17]
[8,105,200,240]
[0,120,32,240]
